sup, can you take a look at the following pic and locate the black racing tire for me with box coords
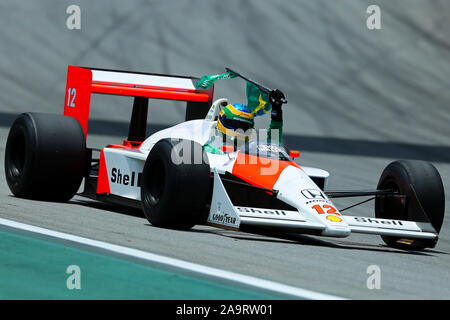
[141,138,211,229]
[4,112,86,202]
[375,160,445,250]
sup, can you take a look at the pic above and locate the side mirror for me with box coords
[289,150,300,159]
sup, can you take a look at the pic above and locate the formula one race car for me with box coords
[4,66,446,250]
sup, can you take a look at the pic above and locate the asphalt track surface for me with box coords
[1,0,450,299]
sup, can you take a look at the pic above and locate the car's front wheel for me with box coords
[375,160,445,250]
[140,139,211,229]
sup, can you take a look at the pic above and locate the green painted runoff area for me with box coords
[0,229,279,299]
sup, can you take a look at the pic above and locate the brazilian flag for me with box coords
[196,70,272,117]
[195,72,236,89]
[246,82,271,116]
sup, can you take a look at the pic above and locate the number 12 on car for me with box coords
[312,204,340,215]
[67,88,76,107]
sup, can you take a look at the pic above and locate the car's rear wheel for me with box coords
[4,112,86,201]
[375,160,445,250]
[141,139,211,229]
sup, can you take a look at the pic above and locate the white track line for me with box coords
[0,217,345,300]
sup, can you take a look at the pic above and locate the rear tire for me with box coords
[4,113,86,202]
[141,139,211,229]
[375,160,445,249]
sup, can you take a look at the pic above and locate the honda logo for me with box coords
[301,189,326,200]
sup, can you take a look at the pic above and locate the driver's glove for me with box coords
[269,89,285,122]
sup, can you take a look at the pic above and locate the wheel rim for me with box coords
[9,131,26,178]
[378,179,405,220]
[146,159,165,206]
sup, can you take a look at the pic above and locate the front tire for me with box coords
[375,160,445,249]
[141,139,211,229]
[4,112,86,202]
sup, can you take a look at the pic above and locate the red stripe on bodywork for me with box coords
[97,149,110,194]
[231,153,299,190]
[106,140,142,150]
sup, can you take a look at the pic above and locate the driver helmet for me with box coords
[217,103,254,140]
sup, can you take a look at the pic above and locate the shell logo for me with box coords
[326,215,342,222]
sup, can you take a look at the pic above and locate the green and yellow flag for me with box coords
[246,82,271,116]
[196,70,272,117]
[195,72,236,89]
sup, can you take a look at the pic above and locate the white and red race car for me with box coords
[4,66,446,250]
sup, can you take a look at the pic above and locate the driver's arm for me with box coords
[267,89,285,145]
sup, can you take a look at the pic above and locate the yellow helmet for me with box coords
[217,104,254,139]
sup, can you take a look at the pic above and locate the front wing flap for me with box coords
[343,216,437,240]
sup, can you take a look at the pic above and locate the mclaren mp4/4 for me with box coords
[4,66,446,250]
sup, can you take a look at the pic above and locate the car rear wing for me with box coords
[63,65,214,141]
